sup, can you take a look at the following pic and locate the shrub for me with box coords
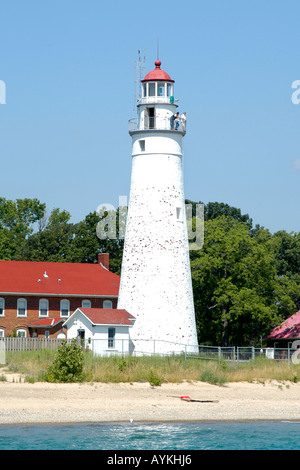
[148,369,162,386]
[46,339,84,383]
[200,367,226,386]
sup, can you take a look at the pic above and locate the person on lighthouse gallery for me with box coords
[170,113,175,130]
[170,112,180,130]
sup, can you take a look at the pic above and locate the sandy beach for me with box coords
[0,368,300,425]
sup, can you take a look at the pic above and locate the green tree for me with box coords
[18,208,78,262]
[19,207,124,273]
[185,200,254,228]
[0,198,46,259]
[273,230,300,309]
[191,216,296,346]
[72,210,124,273]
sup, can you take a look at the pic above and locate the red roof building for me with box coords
[62,307,135,356]
[267,310,300,347]
[0,254,120,338]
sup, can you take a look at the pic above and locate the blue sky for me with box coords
[0,0,299,234]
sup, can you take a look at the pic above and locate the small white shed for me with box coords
[63,307,135,356]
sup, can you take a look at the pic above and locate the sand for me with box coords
[0,368,300,424]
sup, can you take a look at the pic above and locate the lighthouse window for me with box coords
[139,140,145,151]
[167,84,173,97]
[176,207,182,220]
[147,107,155,129]
[142,83,147,97]
[148,82,155,96]
[157,82,165,96]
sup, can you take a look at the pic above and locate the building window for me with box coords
[39,299,49,317]
[108,327,115,348]
[0,298,4,316]
[103,300,113,309]
[17,329,26,337]
[0,329,4,337]
[45,330,50,339]
[82,299,91,308]
[60,299,70,317]
[17,298,27,317]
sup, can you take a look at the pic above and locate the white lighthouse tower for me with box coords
[117,58,198,355]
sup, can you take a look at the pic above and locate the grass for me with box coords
[4,350,300,385]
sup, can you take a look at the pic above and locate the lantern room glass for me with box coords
[142,82,174,100]
[157,82,165,96]
[148,83,155,96]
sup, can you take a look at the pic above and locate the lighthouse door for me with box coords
[147,107,155,129]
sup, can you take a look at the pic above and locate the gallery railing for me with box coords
[129,117,186,133]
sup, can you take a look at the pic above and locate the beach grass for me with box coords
[4,350,300,385]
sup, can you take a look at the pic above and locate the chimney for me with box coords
[98,253,110,270]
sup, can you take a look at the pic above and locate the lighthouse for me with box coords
[117,59,198,355]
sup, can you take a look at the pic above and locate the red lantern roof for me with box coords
[142,60,174,83]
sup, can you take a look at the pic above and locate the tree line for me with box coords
[0,197,299,347]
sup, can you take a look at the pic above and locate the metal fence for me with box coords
[0,337,298,364]
[188,345,299,364]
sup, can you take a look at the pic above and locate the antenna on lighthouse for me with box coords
[134,49,145,111]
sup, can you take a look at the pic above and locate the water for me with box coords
[0,420,299,450]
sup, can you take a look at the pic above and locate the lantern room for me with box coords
[140,60,175,104]
[129,59,185,134]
